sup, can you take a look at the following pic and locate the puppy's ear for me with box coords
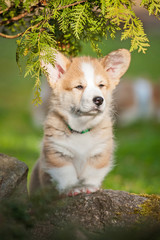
[40,49,71,87]
[100,49,131,88]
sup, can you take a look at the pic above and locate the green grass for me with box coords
[103,121,160,194]
[0,38,42,178]
[0,32,160,193]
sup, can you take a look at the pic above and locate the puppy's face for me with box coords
[57,57,111,117]
[41,49,131,121]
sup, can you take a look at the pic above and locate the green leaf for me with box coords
[71,3,88,39]
[4,0,158,104]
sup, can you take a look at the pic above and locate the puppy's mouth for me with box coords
[71,106,102,116]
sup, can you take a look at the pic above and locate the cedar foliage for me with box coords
[0,0,160,104]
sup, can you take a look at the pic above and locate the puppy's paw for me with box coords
[67,188,82,197]
[82,187,100,194]
[67,187,100,197]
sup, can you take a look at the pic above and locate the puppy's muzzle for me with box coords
[93,96,104,107]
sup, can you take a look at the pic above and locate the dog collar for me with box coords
[67,124,91,134]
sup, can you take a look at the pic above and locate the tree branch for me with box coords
[0,0,46,27]
[0,0,88,27]
[0,12,29,26]
[57,0,88,11]
[0,19,44,39]
[0,32,23,39]
[0,6,11,15]
[0,5,36,26]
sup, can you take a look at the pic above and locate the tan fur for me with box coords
[88,119,114,169]
[29,49,131,195]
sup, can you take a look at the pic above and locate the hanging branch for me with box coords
[0,32,23,38]
[0,0,160,104]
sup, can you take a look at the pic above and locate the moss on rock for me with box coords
[138,194,160,222]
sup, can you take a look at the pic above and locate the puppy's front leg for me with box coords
[79,151,113,193]
[43,140,79,194]
[46,163,79,194]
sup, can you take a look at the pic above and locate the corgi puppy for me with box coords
[29,48,131,196]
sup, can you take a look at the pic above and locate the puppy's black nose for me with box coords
[93,96,104,106]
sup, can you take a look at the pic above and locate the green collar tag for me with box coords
[67,124,91,134]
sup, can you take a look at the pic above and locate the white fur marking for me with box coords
[80,62,105,114]
[47,165,78,192]
[80,163,113,188]
[50,133,107,177]
[81,62,95,87]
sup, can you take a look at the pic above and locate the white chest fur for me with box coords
[50,132,107,176]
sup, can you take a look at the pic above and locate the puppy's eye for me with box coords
[75,85,83,90]
[99,84,105,88]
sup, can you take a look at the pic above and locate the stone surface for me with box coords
[31,189,160,239]
[51,190,147,230]
[0,153,159,239]
[0,153,28,200]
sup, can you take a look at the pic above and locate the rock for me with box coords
[0,166,160,240]
[50,190,152,230]
[0,153,28,200]
[31,189,160,239]
[0,153,159,239]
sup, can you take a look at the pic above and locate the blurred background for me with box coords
[0,5,160,194]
